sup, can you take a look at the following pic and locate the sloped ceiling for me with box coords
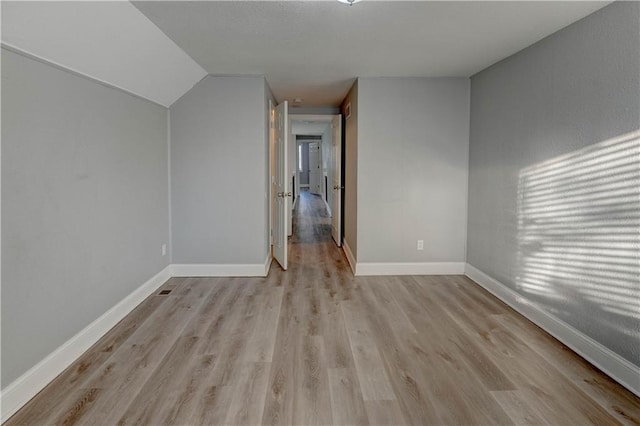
[133,0,611,106]
[1,1,207,107]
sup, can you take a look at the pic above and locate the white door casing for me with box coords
[274,101,289,269]
[331,115,342,247]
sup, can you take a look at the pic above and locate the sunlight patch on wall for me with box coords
[516,131,640,321]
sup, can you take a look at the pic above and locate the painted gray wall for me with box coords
[357,77,470,263]
[170,75,268,264]
[342,81,358,257]
[2,49,169,387]
[467,1,640,367]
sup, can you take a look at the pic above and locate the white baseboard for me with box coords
[464,263,640,398]
[342,240,356,275]
[7,260,637,422]
[171,261,270,277]
[323,198,332,217]
[356,262,465,276]
[1,256,274,420]
[0,265,172,423]
[263,255,273,276]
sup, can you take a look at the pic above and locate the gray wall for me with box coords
[342,81,358,257]
[357,77,470,263]
[467,1,640,367]
[2,49,169,387]
[170,75,268,264]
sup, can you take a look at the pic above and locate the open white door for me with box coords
[274,101,289,269]
[288,118,294,237]
[309,142,322,195]
[331,115,343,246]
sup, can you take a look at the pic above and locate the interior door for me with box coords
[308,142,322,195]
[331,115,343,246]
[274,101,289,269]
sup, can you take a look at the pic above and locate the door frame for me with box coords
[270,113,343,259]
[290,114,334,204]
[272,101,289,269]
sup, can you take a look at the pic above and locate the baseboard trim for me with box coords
[323,198,332,217]
[263,255,273,276]
[8,260,637,422]
[356,262,465,276]
[171,262,269,277]
[464,263,640,398]
[0,265,172,423]
[1,256,274,420]
[342,240,356,275]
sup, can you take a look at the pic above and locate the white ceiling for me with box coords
[133,0,611,106]
[1,1,207,107]
[2,1,611,108]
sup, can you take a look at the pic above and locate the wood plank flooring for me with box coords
[7,191,640,425]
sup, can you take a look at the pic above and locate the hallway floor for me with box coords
[7,192,639,425]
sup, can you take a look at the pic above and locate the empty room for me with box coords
[2,1,639,425]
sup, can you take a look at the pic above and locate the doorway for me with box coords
[296,137,323,198]
[290,114,342,246]
[270,112,344,270]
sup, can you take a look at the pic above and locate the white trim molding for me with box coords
[0,265,172,423]
[171,260,271,278]
[464,263,640,398]
[356,262,465,276]
[263,255,273,276]
[1,256,275,421]
[6,260,637,422]
[342,239,357,275]
[323,197,332,217]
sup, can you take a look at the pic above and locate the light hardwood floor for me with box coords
[7,191,640,425]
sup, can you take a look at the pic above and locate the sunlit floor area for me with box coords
[7,192,639,425]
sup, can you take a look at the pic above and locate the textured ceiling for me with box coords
[134,1,610,106]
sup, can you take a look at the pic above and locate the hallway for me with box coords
[292,189,334,244]
[6,192,639,425]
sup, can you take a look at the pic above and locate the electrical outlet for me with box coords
[162,244,167,256]
[417,240,424,251]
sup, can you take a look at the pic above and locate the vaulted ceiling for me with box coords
[1,1,207,106]
[2,1,611,108]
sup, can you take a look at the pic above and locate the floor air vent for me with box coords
[158,289,172,295]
